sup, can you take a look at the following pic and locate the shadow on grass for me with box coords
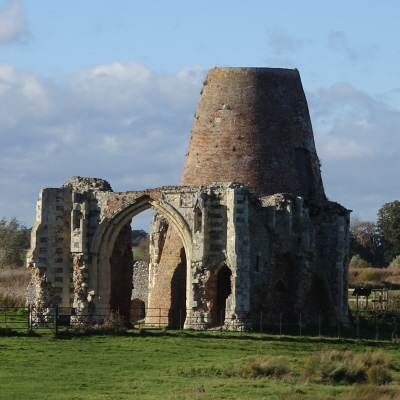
[51,328,400,351]
[0,327,41,337]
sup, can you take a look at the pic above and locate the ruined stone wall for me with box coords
[132,261,149,306]
[27,67,350,329]
[27,187,73,308]
[247,194,350,324]
[27,176,135,315]
[27,177,349,328]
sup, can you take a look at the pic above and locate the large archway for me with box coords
[89,194,192,325]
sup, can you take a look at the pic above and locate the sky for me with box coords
[0,0,400,231]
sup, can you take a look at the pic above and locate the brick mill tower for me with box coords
[180,67,325,201]
[147,67,350,328]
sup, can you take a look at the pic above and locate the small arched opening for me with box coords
[130,298,146,322]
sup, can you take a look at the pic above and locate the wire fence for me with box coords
[1,306,400,340]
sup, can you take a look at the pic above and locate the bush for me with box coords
[103,310,127,332]
[388,255,400,269]
[350,255,372,269]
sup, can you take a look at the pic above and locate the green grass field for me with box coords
[1,331,400,400]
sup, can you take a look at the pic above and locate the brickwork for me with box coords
[146,225,185,326]
[180,68,325,202]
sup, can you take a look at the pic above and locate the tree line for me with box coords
[350,200,400,269]
[1,199,400,270]
[0,218,30,269]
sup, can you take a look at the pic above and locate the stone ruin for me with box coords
[26,67,351,329]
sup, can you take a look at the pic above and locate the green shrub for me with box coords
[388,255,400,269]
[350,255,372,269]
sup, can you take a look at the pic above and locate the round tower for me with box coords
[180,67,326,202]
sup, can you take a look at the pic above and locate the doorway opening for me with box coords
[168,246,187,328]
[216,265,232,325]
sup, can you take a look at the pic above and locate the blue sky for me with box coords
[1,0,400,230]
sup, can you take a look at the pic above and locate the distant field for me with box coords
[1,331,400,399]
[349,267,400,288]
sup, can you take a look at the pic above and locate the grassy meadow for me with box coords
[1,267,400,399]
[1,331,400,400]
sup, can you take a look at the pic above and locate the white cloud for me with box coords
[327,31,379,63]
[308,83,400,220]
[1,59,400,227]
[267,28,308,55]
[0,63,53,128]
[0,62,207,227]
[71,62,205,115]
[0,0,28,43]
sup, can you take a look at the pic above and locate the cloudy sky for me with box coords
[0,0,399,230]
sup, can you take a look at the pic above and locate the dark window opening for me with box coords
[130,298,146,322]
[275,280,287,293]
[255,254,261,272]
[73,208,82,230]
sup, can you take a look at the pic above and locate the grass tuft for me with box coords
[345,384,399,400]
[303,349,393,385]
[239,355,290,379]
